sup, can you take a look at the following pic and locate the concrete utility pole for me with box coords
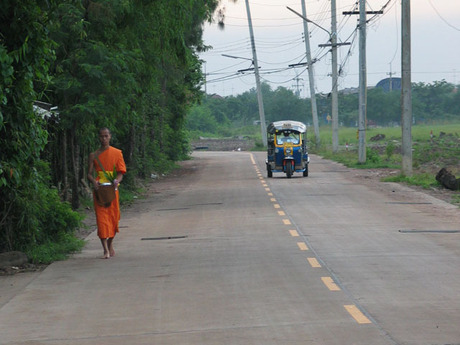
[288,5,350,151]
[358,0,367,163]
[331,0,339,153]
[388,64,395,92]
[343,5,382,163]
[292,76,303,97]
[401,0,412,175]
[301,0,320,147]
[245,0,267,147]
[204,62,207,96]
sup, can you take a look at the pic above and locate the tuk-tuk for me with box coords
[266,120,309,178]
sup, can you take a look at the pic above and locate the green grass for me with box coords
[452,194,460,206]
[313,123,460,147]
[25,232,85,264]
[318,148,401,169]
[382,173,442,189]
[311,123,460,193]
[119,185,147,206]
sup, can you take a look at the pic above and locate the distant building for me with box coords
[339,86,374,95]
[209,93,224,100]
[33,101,59,120]
[339,87,359,95]
[375,77,401,92]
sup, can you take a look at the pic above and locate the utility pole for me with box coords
[331,0,339,153]
[292,76,303,97]
[344,5,382,163]
[245,0,267,147]
[388,64,395,92]
[204,62,207,96]
[301,0,320,147]
[288,5,350,152]
[358,0,367,163]
[401,0,412,175]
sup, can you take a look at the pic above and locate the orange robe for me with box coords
[93,146,127,239]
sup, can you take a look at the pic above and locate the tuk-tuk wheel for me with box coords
[267,166,273,178]
[286,164,293,178]
[303,166,309,177]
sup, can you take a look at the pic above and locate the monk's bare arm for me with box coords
[87,152,99,189]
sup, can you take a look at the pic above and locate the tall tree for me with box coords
[1,0,221,252]
[0,0,80,251]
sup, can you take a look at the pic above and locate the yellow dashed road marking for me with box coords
[268,192,273,196]
[274,204,281,209]
[278,211,285,216]
[321,277,341,291]
[270,198,276,202]
[283,219,291,225]
[289,230,299,237]
[265,188,270,192]
[307,257,321,268]
[297,242,308,251]
[344,305,372,324]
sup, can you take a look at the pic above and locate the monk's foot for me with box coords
[101,253,110,259]
[109,249,115,257]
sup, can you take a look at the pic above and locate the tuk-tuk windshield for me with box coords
[276,132,300,145]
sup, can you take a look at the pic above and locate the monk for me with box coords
[87,127,127,259]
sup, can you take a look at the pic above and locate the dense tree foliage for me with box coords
[0,0,79,252]
[190,81,460,136]
[0,0,219,252]
[191,84,311,132]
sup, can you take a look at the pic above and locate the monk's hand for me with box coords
[93,180,100,190]
[113,179,119,188]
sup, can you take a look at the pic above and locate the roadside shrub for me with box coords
[385,141,396,160]
[26,232,85,264]
[366,147,381,163]
[0,160,82,253]
[383,173,441,189]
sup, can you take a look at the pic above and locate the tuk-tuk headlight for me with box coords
[285,148,292,155]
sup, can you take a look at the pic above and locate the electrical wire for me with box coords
[222,22,303,28]
[427,0,460,32]
[388,0,399,67]
[203,0,407,94]
[206,60,252,75]
[206,73,246,84]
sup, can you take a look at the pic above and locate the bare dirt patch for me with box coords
[350,167,460,206]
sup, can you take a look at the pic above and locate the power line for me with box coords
[427,0,460,32]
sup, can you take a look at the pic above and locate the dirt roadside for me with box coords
[351,167,460,206]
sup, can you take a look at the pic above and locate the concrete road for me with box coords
[1,151,459,345]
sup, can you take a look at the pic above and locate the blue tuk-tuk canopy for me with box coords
[267,120,307,134]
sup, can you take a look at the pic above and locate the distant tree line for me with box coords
[189,80,460,135]
[0,0,219,252]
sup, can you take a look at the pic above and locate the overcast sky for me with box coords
[199,0,460,97]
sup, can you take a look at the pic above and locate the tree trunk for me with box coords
[61,130,69,201]
[127,119,135,168]
[70,126,80,210]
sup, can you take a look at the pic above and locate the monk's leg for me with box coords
[100,238,110,259]
[108,237,115,257]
